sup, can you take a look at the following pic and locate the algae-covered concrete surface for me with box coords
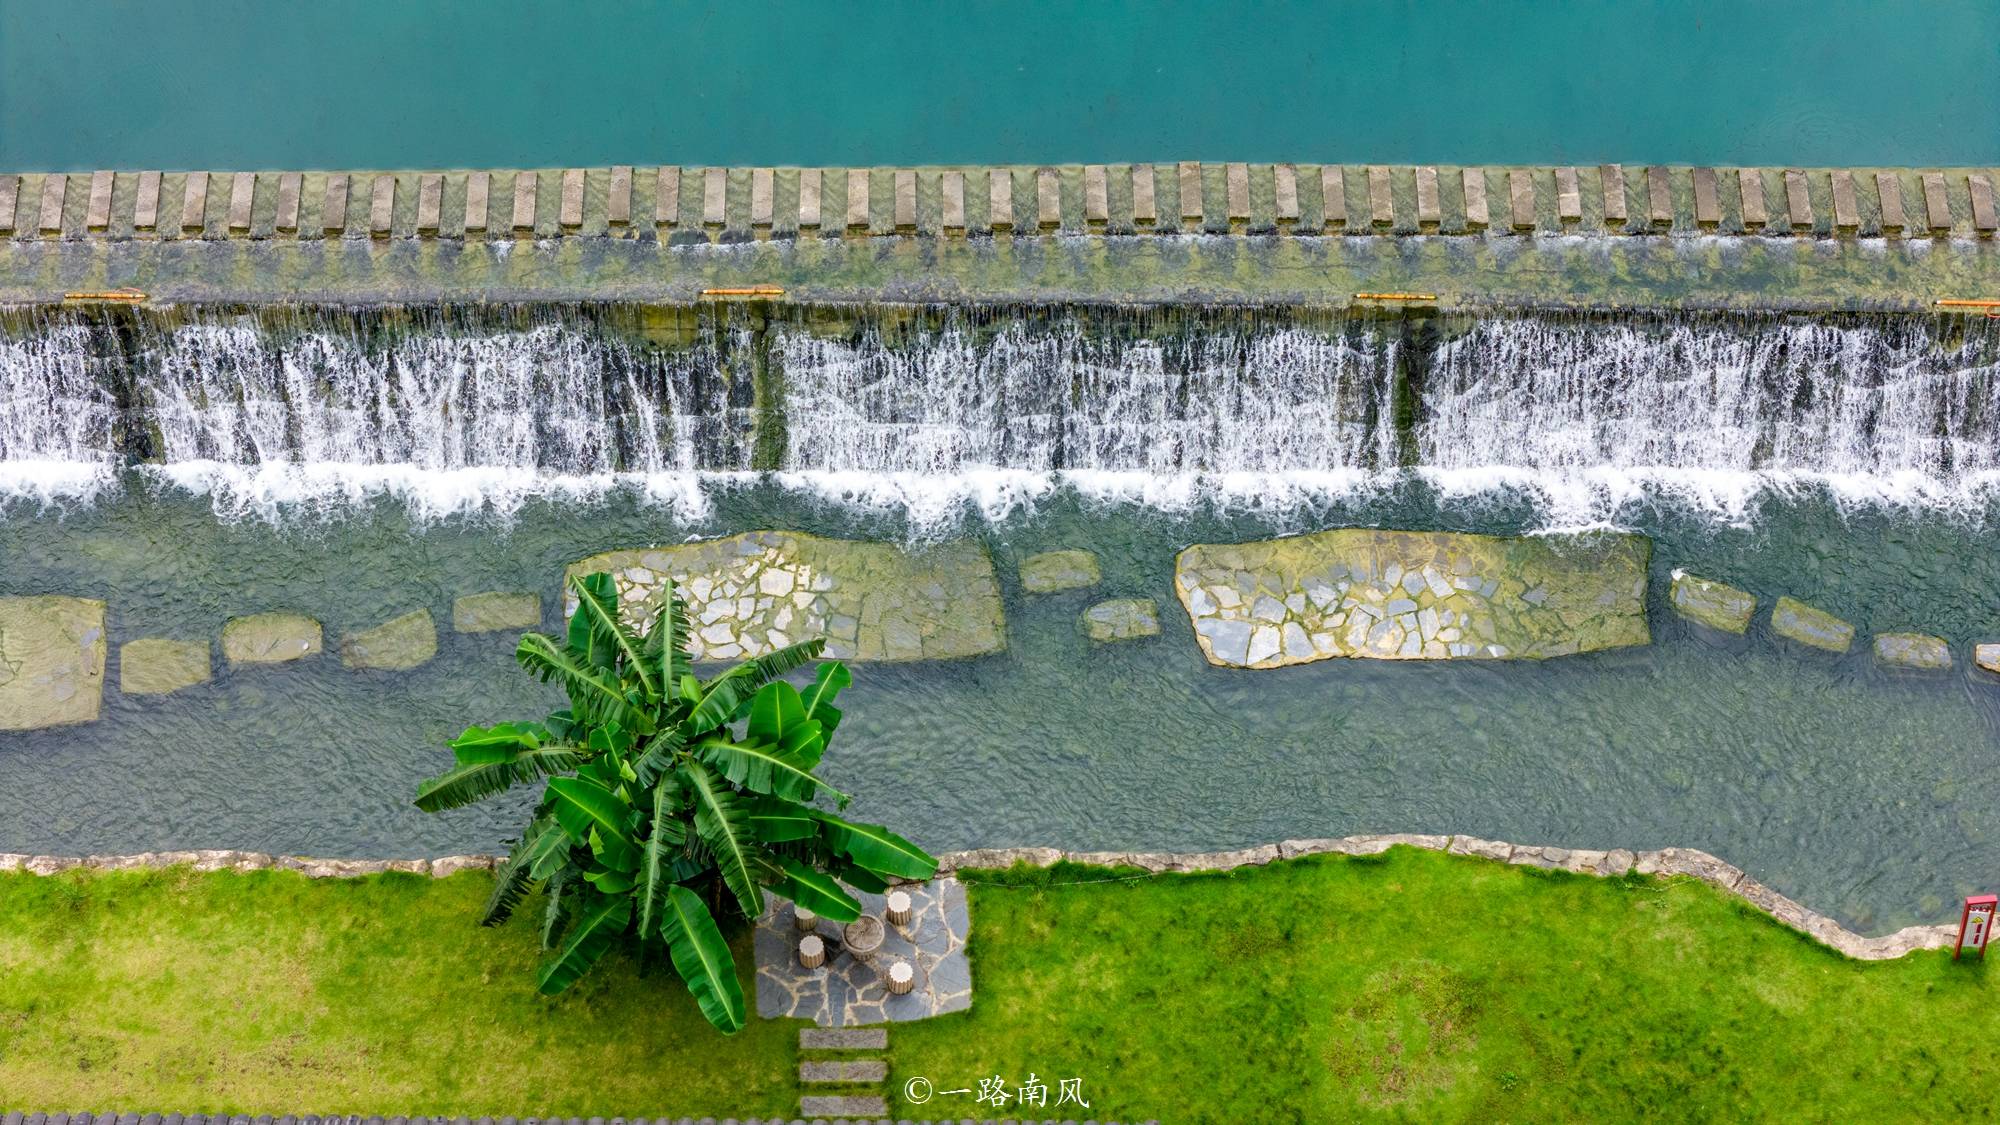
[1175,529,1650,668]
[3,229,1997,313]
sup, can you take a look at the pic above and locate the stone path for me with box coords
[755,877,971,1025]
[798,1025,891,1119]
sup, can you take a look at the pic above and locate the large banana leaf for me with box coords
[656,884,746,1033]
[640,581,693,702]
[766,854,863,922]
[696,736,841,804]
[516,633,656,734]
[685,639,826,733]
[536,892,632,994]
[414,742,585,812]
[480,814,567,925]
[638,782,689,939]
[448,721,551,760]
[547,776,634,847]
[568,573,658,698]
[801,661,851,735]
[813,812,939,880]
[541,868,572,949]
[746,797,820,842]
[630,725,687,790]
[685,760,767,917]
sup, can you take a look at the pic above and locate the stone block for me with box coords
[1509,168,1535,230]
[1738,167,1767,229]
[1784,168,1812,231]
[1414,166,1440,228]
[1225,161,1249,226]
[1084,164,1108,229]
[0,174,19,232]
[1273,162,1298,227]
[1922,171,1950,231]
[559,169,584,228]
[751,167,774,230]
[0,596,107,730]
[988,167,1012,232]
[1972,174,1997,234]
[1177,528,1650,668]
[1633,847,1744,890]
[511,171,538,233]
[86,170,114,230]
[1178,160,1203,224]
[1831,170,1859,230]
[798,1027,888,1050]
[181,171,209,233]
[1036,166,1060,230]
[797,1096,886,1117]
[703,167,726,228]
[1321,165,1347,229]
[463,171,489,233]
[1668,571,1756,634]
[222,613,322,665]
[321,173,350,235]
[416,173,442,233]
[1019,549,1101,593]
[228,171,255,232]
[1461,167,1487,230]
[370,174,395,237]
[453,592,541,633]
[1646,165,1671,227]
[341,609,438,671]
[1875,172,1907,232]
[1975,643,2000,677]
[1770,596,1854,653]
[275,172,302,233]
[1132,163,1157,228]
[797,166,821,229]
[894,168,916,231]
[1368,165,1392,227]
[1873,632,1951,671]
[799,1059,887,1084]
[654,165,680,228]
[940,169,965,233]
[606,165,632,226]
[845,168,869,232]
[1599,164,1627,226]
[1692,167,1719,227]
[134,171,161,231]
[37,173,66,234]
[1082,598,1160,643]
[119,638,211,696]
[1555,165,1581,223]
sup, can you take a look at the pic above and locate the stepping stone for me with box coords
[1770,596,1854,653]
[1019,549,1101,593]
[1975,643,2000,676]
[0,596,107,730]
[800,1026,888,1050]
[452,592,541,633]
[340,609,438,671]
[1668,571,1756,635]
[1083,598,1161,643]
[119,638,212,695]
[799,1095,886,1117]
[222,612,322,665]
[800,1059,888,1084]
[1874,632,1951,671]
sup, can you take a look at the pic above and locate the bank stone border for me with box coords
[0,835,1953,961]
[0,1114,1147,1125]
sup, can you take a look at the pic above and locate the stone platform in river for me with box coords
[568,531,1005,662]
[1175,528,1650,668]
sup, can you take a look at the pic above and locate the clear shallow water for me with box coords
[3,1,1996,171]
[1,476,1998,935]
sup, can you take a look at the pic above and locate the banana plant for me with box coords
[414,570,937,1033]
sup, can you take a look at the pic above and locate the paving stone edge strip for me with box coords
[0,1115,1149,1125]
[0,837,1947,961]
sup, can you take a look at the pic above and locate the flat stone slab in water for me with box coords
[451,591,542,633]
[1669,571,1756,634]
[118,637,211,695]
[756,877,971,1026]
[1019,548,1101,593]
[222,613,322,665]
[340,609,437,670]
[1874,632,1951,671]
[1083,597,1161,642]
[570,531,1004,663]
[1175,528,1649,668]
[1976,643,2000,676]
[1771,596,1855,653]
[0,596,106,730]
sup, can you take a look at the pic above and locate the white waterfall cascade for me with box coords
[0,310,1994,525]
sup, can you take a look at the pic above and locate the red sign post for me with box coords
[1956,895,1997,961]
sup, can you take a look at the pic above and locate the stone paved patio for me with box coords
[755,877,971,1025]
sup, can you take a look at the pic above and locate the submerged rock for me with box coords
[452,591,542,634]
[1175,528,1649,668]
[1019,549,1101,593]
[1770,596,1855,653]
[568,531,1005,663]
[0,596,107,730]
[341,609,438,671]
[222,613,323,665]
[1082,598,1161,643]
[119,638,212,695]
[1668,571,1756,634]
[1873,632,1951,671]
[1975,643,2000,677]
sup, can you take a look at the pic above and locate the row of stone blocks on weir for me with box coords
[2,163,1996,243]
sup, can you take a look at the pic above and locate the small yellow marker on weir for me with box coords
[61,287,147,303]
[1353,292,1438,303]
[1935,298,2000,318]
[698,285,785,300]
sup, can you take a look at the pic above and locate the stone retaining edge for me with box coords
[0,837,1952,961]
[0,1104,1152,1112]
[0,1114,1149,1125]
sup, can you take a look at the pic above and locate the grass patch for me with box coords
[0,867,798,1115]
[7,849,1999,1120]
[897,849,2000,1123]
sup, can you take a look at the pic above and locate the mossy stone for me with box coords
[452,592,542,634]
[1082,598,1161,643]
[1770,596,1854,653]
[1019,550,1101,593]
[340,609,438,671]
[1669,572,1757,635]
[0,596,106,730]
[119,637,212,695]
[1873,632,1951,671]
[222,613,323,665]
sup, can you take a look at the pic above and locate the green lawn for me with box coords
[3,850,1995,1122]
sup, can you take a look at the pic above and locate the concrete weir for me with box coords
[0,162,1994,309]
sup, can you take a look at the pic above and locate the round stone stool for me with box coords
[793,905,819,932]
[798,933,825,969]
[887,959,915,995]
[843,913,885,964]
[885,889,913,927]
